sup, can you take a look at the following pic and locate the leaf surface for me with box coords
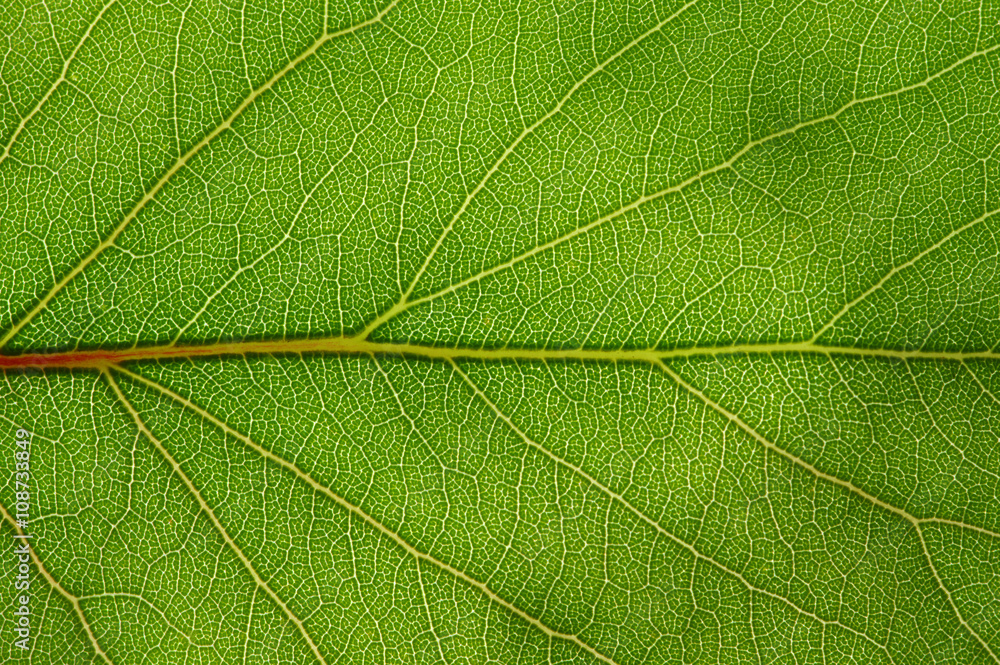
[2,0,999,662]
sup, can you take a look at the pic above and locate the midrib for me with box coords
[0,337,996,369]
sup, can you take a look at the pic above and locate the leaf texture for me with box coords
[1,0,999,663]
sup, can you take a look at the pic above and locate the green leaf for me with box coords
[2,0,999,662]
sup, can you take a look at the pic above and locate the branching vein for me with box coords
[102,369,330,665]
[449,358,897,661]
[0,0,398,351]
[0,502,114,665]
[110,363,625,665]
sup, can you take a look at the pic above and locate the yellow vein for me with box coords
[4,338,1000,370]
[448,358,896,661]
[0,502,114,665]
[0,0,397,351]
[358,0,701,339]
[914,522,1000,663]
[810,207,1000,342]
[369,43,1000,333]
[919,517,1000,540]
[112,363,624,665]
[102,369,330,665]
[653,358,999,534]
[657,357,1000,646]
[0,0,118,169]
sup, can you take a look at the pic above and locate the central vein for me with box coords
[0,338,995,369]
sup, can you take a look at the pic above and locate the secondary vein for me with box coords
[111,363,624,665]
[0,0,398,351]
[103,369,331,665]
[0,501,114,665]
[450,358,896,660]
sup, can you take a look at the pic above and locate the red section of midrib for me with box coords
[0,338,364,369]
[0,347,188,369]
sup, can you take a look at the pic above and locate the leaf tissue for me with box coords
[1,0,999,662]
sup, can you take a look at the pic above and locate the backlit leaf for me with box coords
[2,0,999,662]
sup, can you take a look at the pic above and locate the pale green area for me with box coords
[1,0,999,662]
